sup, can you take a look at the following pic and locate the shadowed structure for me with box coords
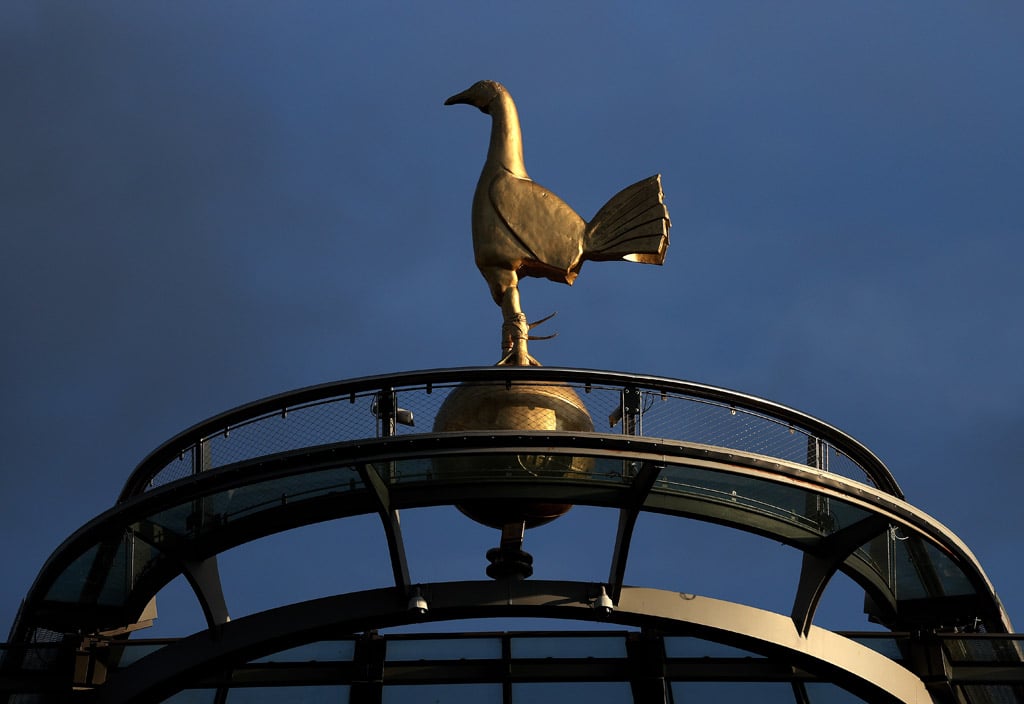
[4,368,1021,703]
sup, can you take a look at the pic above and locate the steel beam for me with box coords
[358,463,411,593]
[96,582,930,704]
[608,462,663,603]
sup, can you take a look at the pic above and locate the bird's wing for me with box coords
[489,170,586,278]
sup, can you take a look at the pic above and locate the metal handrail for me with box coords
[118,367,903,502]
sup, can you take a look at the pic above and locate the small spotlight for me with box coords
[408,587,428,615]
[594,585,613,616]
[371,394,415,428]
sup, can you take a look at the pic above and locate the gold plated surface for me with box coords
[445,80,671,366]
[432,382,594,528]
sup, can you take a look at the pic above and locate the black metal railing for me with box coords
[119,368,902,502]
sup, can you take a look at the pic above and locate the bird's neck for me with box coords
[487,91,527,177]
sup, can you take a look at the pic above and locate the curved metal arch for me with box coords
[95,581,931,704]
[15,433,1009,647]
[118,367,904,501]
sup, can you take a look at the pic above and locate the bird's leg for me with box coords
[498,286,541,367]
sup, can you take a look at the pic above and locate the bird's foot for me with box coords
[498,348,542,366]
[498,312,542,367]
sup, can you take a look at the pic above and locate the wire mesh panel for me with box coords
[126,369,899,501]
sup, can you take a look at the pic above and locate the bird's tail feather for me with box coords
[583,175,670,265]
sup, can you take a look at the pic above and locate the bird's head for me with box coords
[444,80,505,114]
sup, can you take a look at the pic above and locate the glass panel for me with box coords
[45,544,99,602]
[892,535,974,600]
[804,682,869,703]
[822,499,878,536]
[228,687,348,704]
[672,681,795,703]
[664,637,762,658]
[649,463,900,606]
[96,537,131,606]
[943,636,1024,663]
[387,637,501,660]
[226,686,348,703]
[48,468,362,609]
[383,683,500,703]
[853,532,891,587]
[160,690,217,704]
[44,533,163,608]
[389,458,432,483]
[414,453,606,485]
[510,635,627,659]
[958,685,1022,702]
[143,504,195,537]
[655,464,871,535]
[511,682,632,703]
[146,467,364,537]
[99,533,157,606]
[218,467,364,524]
[250,640,356,663]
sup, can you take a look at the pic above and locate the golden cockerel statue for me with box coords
[446,80,671,366]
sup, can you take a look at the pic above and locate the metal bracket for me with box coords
[609,385,642,435]
[791,515,890,635]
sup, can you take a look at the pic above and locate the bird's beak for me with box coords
[444,89,473,106]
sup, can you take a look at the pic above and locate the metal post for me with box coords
[608,385,644,480]
[626,632,669,703]
[622,386,642,436]
[805,436,831,532]
[376,389,397,439]
[350,632,385,704]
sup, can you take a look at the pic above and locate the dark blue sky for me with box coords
[2,2,1022,639]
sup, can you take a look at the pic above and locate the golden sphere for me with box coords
[432,382,594,529]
